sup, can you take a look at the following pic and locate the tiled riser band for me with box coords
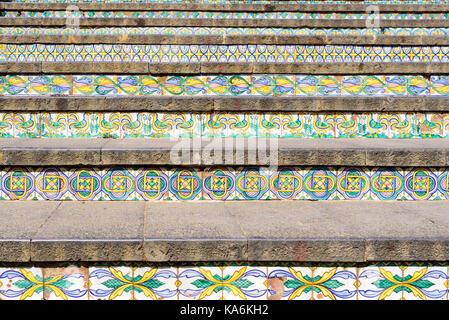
[4,112,449,139]
[2,27,449,36]
[1,167,449,200]
[3,75,449,97]
[11,0,449,4]
[2,45,449,62]
[1,265,448,300]
[4,11,449,19]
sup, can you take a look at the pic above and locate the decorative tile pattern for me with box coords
[1,166,449,200]
[1,45,449,63]
[2,75,449,96]
[3,111,449,139]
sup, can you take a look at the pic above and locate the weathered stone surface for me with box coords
[31,201,145,261]
[0,202,60,262]
[2,17,448,28]
[144,202,247,261]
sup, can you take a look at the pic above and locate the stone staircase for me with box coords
[1,0,449,300]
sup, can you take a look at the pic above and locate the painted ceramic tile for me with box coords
[334,113,363,138]
[0,268,44,300]
[273,75,295,96]
[121,113,151,138]
[362,113,389,138]
[0,112,15,137]
[131,267,178,300]
[370,168,404,200]
[407,76,431,96]
[34,167,69,200]
[202,113,227,138]
[73,75,95,95]
[91,113,121,138]
[362,75,386,96]
[89,266,134,300]
[220,267,267,300]
[281,113,306,138]
[336,168,370,200]
[295,75,318,96]
[134,168,169,200]
[303,167,337,200]
[1,167,35,200]
[267,267,313,300]
[399,267,448,300]
[66,168,102,200]
[416,113,444,138]
[358,266,405,300]
[269,167,303,200]
[229,75,252,96]
[431,75,449,96]
[178,267,224,300]
[101,168,135,200]
[256,113,282,137]
[235,167,270,200]
[389,113,416,138]
[317,76,341,96]
[308,267,358,300]
[205,75,228,96]
[67,112,92,138]
[168,168,202,200]
[40,113,67,138]
[403,168,439,200]
[42,266,89,300]
[309,114,334,138]
[202,167,235,200]
[228,113,256,138]
[384,76,408,96]
[13,113,39,138]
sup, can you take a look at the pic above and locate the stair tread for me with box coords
[1,200,449,262]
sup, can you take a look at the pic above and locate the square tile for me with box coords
[101,168,136,200]
[89,266,134,300]
[389,113,416,138]
[13,113,40,138]
[167,168,202,200]
[0,267,44,300]
[310,267,358,300]
[134,168,170,200]
[403,168,439,200]
[40,113,67,138]
[0,112,15,137]
[385,76,408,96]
[234,167,270,200]
[202,167,235,200]
[73,75,95,95]
[416,113,444,138]
[281,113,307,138]
[178,267,222,300]
[256,113,282,137]
[205,75,228,96]
[67,112,92,138]
[201,113,227,138]
[251,75,274,96]
[66,167,102,200]
[273,75,295,96]
[336,168,370,200]
[334,113,362,138]
[229,75,252,96]
[400,266,448,300]
[362,113,389,138]
[34,167,69,200]
[228,113,256,138]
[269,167,303,200]
[358,266,404,300]
[295,75,318,96]
[267,267,313,300]
[91,113,121,138]
[220,266,267,300]
[121,112,151,138]
[370,168,404,200]
[1,167,35,200]
[42,266,89,300]
[132,267,178,300]
[303,167,337,200]
[308,114,334,138]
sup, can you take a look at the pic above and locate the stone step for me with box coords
[2,2,447,12]
[2,17,449,28]
[4,34,448,45]
[0,137,447,166]
[2,62,448,75]
[2,200,449,262]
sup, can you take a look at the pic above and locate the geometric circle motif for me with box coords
[404,168,438,200]
[303,168,336,200]
[203,167,235,200]
[68,168,102,200]
[270,167,302,199]
[2,168,35,200]
[235,167,269,200]
[135,169,168,200]
[370,168,403,200]
[169,168,202,200]
[35,167,68,200]
[337,168,370,200]
[102,168,135,200]
[438,169,449,199]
